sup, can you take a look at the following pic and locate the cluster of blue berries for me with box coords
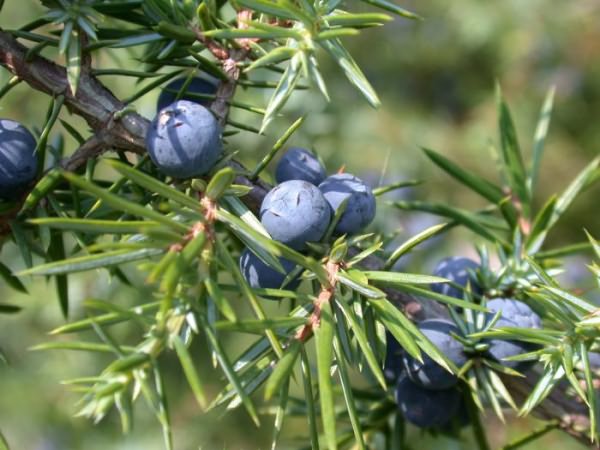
[388,256,543,429]
[145,77,377,296]
[392,319,468,428]
[241,148,377,294]
[0,119,38,200]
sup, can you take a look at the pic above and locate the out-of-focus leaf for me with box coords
[392,200,509,245]
[528,86,556,195]
[0,304,21,314]
[31,341,136,353]
[502,422,560,450]
[0,261,27,293]
[372,179,422,197]
[546,157,599,231]
[358,0,420,19]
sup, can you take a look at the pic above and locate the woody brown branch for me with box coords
[0,28,594,445]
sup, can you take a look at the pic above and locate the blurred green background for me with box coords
[1,1,599,449]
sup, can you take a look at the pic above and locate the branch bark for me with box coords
[0,28,593,447]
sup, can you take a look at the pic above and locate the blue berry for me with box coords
[486,298,541,370]
[275,147,326,186]
[157,77,217,112]
[384,331,405,382]
[402,319,467,390]
[239,248,300,293]
[260,180,331,250]
[431,257,481,299]
[588,352,600,369]
[395,375,461,428]
[0,119,37,200]
[318,173,376,235]
[146,100,222,178]
[440,396,470,433]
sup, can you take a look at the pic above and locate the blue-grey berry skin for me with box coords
[260,180,331,250]
[395,376,461,428]
[146,100,222,178]
[157,77,217,112]
[0,119,37,200]
[239,248,300,294]
[402,319,467,390]
[275,147,326,186]
[440,396,470,433]
[431,257,481,299]
[486,298,541,370]
[318,173,376,235]
[384,331,405,382]
[588,352,600,369]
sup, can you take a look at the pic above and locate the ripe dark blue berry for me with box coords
[157,77,217,112]
[486,298,541,370]
[395,375,461,428]
[402,319,467,390]
[0,119,37,200]
[588,352,600,369]
[383,331,405,382]
[318,173,376,235]
[275,147,326,186]
[431,257,481,299]
[260,180,331,251]
[440,396,471,433]
[239,248,300,294]
[146,100,222,178]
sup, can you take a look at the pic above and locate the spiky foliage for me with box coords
[0,2,599,450]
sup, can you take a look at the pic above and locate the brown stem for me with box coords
[0,28,595,446]
[296,260,339,341]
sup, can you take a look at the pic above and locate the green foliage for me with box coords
[0,1,599,450]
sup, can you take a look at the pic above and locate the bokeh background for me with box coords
[1,1,599,449]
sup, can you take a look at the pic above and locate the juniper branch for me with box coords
[0,28,594,446]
